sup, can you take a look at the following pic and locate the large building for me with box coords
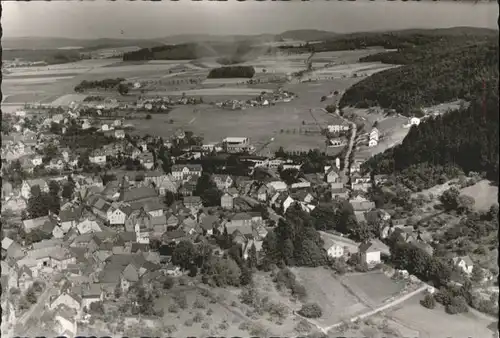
[222,137,253,153]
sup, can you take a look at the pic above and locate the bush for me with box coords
[164,324,177,334]
[174,294,188,309]
[208,66,255,79]
[206,308,213,316]
[145,114,152,120]
[420,294,436,309]
[201,322,210,329]
[184,319,194,327]
[163,277,175,289]
[445,296,469,314]
[297,303,323,318]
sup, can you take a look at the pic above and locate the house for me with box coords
[114,129,125,139]
[2,195,27,213]
[1,261,19,290]
[89,151,106,165]
[21,179,49,199]
[80,284,104,308]
[359,241,382,265]
[331,188,349,200]
[412,241,434,256]
[257,185,268,202]
[183,196,203,211]
[352,182,372,192]
[323,239,345,258]
[17,265,34,291]
[213,174,233,191]
[290,178,311,190]
[142,199,165,217]
[221,193,234,210]
[76,218,102,235]
[266,180,288,193]
[200,215,218,236]
[374,174,389,186]
[291,190,314,204]
[452,256,474,275]
[59,207,82,233]
[171,164,203,182]
[138,152,155,170]
[54,305,78,337]
[91,198,111,220]
[143,172,178,196]
[370,128,379,141]
[22,216,52,233]
[409,117,421,126]
[368,138,378,147]
[106,203,133,226]
[327,124,350,133]
[349,195,375,212]
[50,291,82,312]
[31,155,43,166]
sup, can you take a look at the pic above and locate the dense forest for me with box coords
[339,38,498,114]
[74,78,126,92]
[362,85,499,182]
[207,66,255,79]
[123,41,268,61]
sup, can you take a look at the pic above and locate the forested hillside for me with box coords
[362,84,499,182]
[339,39,498,114]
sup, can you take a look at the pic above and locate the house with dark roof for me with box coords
[22,216,53,233]
[358,239,389,265]
[106,203,133,226]
[183,196,202,211]
[171,164,203,182]
[59,207,83,232]
[91,198,111,220]
[50,291,82,313]
[162,230,186,244]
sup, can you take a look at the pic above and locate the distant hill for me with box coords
[2,37,164,51]
[277,30,338,42]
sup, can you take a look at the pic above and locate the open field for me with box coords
[387,293,497,338]
[460,180,498,211]
[342,272,406,307]
[290,267,367,326]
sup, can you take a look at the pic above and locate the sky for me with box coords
[2,1,498,39]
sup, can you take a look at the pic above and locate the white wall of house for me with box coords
[107,209,126,225]
[362,251,381,264]
[327,245,344,258]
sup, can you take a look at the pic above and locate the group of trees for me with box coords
[26,182,61,218]
[363,86,499,184]
[275,147,333,174]
[339,37,498,115]
[194,173,223,207]
[74,78,126,93]
[207,66,256,79]
[262,205,327,268]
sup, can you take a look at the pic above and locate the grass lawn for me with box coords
[291,267,367,326]
[388,293,497,338]
[342,272,406,307]
[460,180,498,212]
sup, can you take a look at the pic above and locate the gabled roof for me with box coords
[23,216,51,231]
[454,255,474,266]
[171,164,203,172]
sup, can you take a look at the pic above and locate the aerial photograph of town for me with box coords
[1,1,498,337]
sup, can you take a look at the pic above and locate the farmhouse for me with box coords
[323,238,345,258]
[359,240,389,265]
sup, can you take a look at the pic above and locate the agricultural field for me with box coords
[290,267,368,327]
[460,180,498,212]
[341,272,407,308]
[386,293,497,338]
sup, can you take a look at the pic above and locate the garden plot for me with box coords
[388,293,497,338]
[342,272,406,307]
[460,180,498,212]
[290,267,367,327]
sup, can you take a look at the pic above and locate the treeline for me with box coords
[3,49,82,65]
[207,66,255,79]
[74,78,125,92]
[123,41,267,61]
[339,39,498,114]
[362,87,499,183]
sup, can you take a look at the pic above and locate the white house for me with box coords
[368,138,378,147]
[370,128,379,141]
[327,124,350,133]
[106,204,131,226]
[452,256,474,275]
[171,164,203,182]
[21,179,49,199]
[89,153,106,165]
[324,239,345,259]
[282,196,295,213]
[410,117,421,126]
[358,240,389,265]
[50,292,82,312]
[32,155,43,166]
